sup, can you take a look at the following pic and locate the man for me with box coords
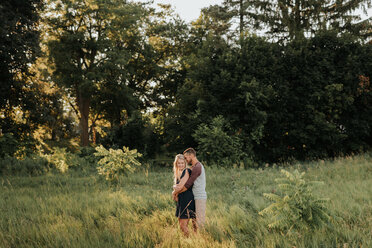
[173,148,207,229]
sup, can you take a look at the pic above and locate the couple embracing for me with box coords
[172,148,207,236]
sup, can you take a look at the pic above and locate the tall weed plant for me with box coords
[259,169,332,234]
[94,145,142,182]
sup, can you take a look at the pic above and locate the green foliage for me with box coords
[0,0,59,144]
[0,133,19,158]
[44,0,152,145]
[77,146,99,164]
[43,147,93,173]
[0,0,42,110]
[259,31,372,162]
[0,133,38,159]
[259,169,331,233]
[229,0,372,41]
[1,0,371,165]
[44,147,70,173]
[193,116,246,166]
[221,0,268,35]
[94,145,142,181]
[100,112,161,158]
[163,34,275,155]
[0,155,50,176]
[0,145,97,176]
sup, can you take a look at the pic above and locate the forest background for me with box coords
[1,0,372,166]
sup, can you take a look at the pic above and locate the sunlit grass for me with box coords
[1,153,371,247]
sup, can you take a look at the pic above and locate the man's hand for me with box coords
[173,184,183,192]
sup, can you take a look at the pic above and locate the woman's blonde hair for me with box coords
[173,154,187,184]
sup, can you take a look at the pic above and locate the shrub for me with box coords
[77,146,99,164]
[94,145,142,181]
[193,116,246,166]
[0,155,50,176]
[0,133,19,158]
[259,169,331,233]
[43,147,92,173]
[0,133,37,158]
[47,147,70,173]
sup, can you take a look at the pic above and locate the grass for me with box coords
[0,153,371,247]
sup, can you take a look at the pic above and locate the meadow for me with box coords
[1,153,371,248]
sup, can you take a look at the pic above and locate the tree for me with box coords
[44,0,148,146]
[259,0,372,41]
[222,0,268,35]
[256,31,372,162]
[0,0,42,136]
[145,4,190,112]
[163,29,278,156]
[220,0,372,41]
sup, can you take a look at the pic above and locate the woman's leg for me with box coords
[178,218,190,236]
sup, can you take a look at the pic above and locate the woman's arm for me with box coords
[177,169,190,189]
[172,169,189,201]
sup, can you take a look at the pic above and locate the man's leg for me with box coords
[195,199,207,228]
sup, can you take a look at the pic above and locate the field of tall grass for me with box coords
[1,153,371,247]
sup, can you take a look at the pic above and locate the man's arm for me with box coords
[172,169,190,197]
[174,186,187,194]
[174,163,201,193]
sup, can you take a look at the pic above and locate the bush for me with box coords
[45,147,70,173]
[43,147,93,173]
[94,145,142,181]
[193,116,246,166]
[0,133,37,158]
[0,155,50,176]
[77,146,99,164]
[0,145,96,176]
[0,133,19,158]
[259,169,331,233]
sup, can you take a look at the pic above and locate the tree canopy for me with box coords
[0,0,371,164]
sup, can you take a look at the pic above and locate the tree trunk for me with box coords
[51,128,57,141]
[294,0,302,40]
[92,125,96,144]
[239,0,244,35]
[77,91,90,146]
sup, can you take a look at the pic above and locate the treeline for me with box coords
[0,0,371,165]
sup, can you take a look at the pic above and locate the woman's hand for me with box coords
[172,190,178,202]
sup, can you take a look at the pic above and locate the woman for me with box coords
[172,154,196,236]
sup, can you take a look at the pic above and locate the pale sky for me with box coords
[152,0,223,22]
